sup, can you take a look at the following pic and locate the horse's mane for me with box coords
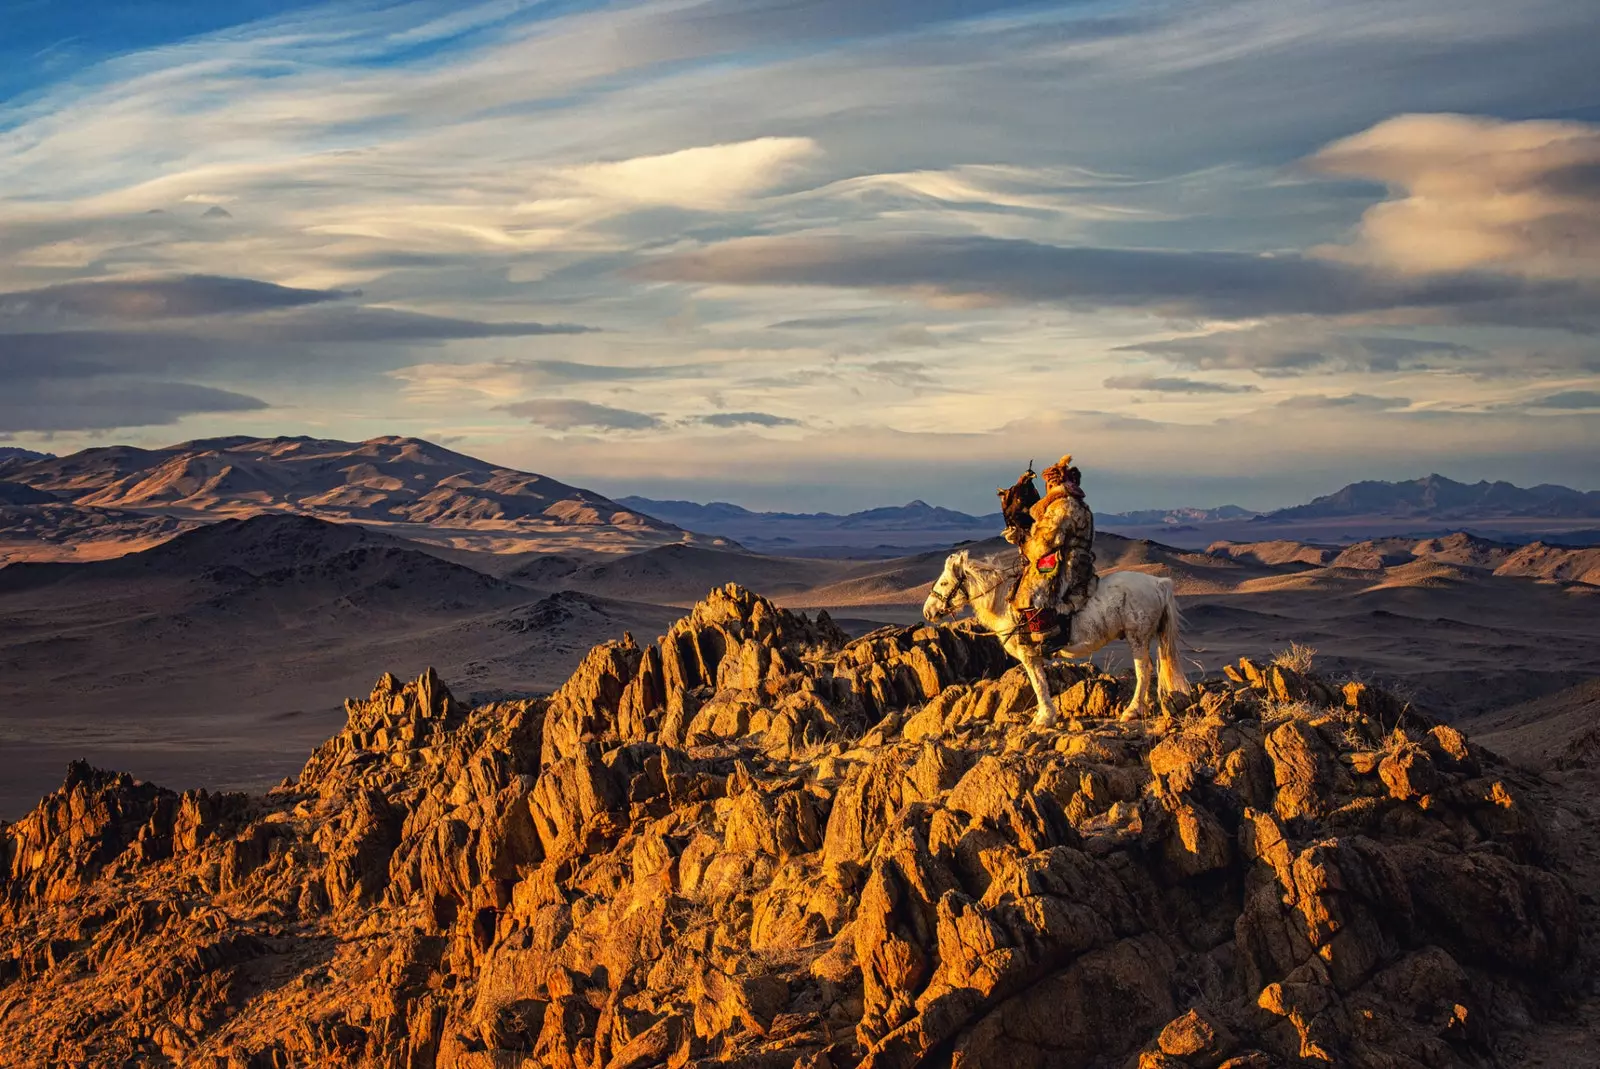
[961,549,1022,577]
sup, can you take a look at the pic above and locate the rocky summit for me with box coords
[0,585,1591,1068]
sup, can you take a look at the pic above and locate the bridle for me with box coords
[928,578,962,618]
[928,556,1010,619]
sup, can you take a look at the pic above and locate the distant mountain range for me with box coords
[0,435,699,564]
[624,475,1599,551]
[624,496,1258,532]
[3,435,1596,565]
[1256,473,1600,521]
[11,435,669,527]
[619,496,999,531]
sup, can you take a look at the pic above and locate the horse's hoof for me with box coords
[1119,708,1143,722]
[1032,713,1058,729]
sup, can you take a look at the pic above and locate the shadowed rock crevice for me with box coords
[0,584,1589,1068]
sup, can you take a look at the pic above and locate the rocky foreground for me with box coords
[0,586,1592,1068]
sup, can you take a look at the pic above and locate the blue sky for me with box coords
[0,0,1597,511]
[1,0,332,102]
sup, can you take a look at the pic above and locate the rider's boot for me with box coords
[1022,606,1064,648]
[1038,608,1073,653]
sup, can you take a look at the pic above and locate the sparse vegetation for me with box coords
[1272,641,1317,674]
[1262,698,1324,725]
[1341,723,1369,751]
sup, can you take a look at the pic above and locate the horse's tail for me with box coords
[1156,579,1191,698]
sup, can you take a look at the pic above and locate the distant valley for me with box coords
[2,504,1598,815]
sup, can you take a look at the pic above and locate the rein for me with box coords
[943,558,1058,644]
[933,560,1012,618]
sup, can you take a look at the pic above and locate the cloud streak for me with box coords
[1102,375,1260,394]
[496,399,664,431]
[636,234,1594,322]
[0,275,352,322]
[694,411,801,428]
[0,378,268,434]
[1526,390,1600,410]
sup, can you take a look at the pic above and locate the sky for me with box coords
[1,0,1597,513]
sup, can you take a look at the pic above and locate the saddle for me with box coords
[1018,605,1074,651]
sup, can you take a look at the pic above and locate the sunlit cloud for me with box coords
[554,137,821,211]
[1308,113,1600,279]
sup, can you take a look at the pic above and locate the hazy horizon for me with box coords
[6,430,1597,516]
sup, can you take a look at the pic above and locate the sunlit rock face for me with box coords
[0,584,1584,1068]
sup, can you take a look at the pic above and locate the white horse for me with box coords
[923,549,1190,726]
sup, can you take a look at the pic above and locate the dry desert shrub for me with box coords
[1271,641,1318,674]
[1262,698,1322,725]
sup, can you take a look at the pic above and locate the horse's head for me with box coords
[923,550,970,622]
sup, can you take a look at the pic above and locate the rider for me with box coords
[1009,453,1096,644]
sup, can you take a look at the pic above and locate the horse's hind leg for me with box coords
[1122,642,1153,721]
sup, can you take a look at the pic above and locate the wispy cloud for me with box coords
[553,137,821,210]
[636,234,1594,322]
[496,399,664,432]
[1525,389,1600,410]
[1103,375,1260,394]
[694,411,800,428]
[0,378,268,434]
[1273,393,1412,411]
[0,274,351,322]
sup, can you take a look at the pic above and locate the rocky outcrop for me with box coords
[0,585,1589,1068]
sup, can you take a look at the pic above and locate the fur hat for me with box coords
[1042,454,1074,486]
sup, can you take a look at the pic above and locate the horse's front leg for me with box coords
[1021,650,1057,727]
[1004,636,1056,726]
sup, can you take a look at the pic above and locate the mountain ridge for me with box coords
[620,495,1262,529]
[1261,473,1600,522]
[0,435,706,562]
[4,441,1596,565]
[9,434,669,528]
